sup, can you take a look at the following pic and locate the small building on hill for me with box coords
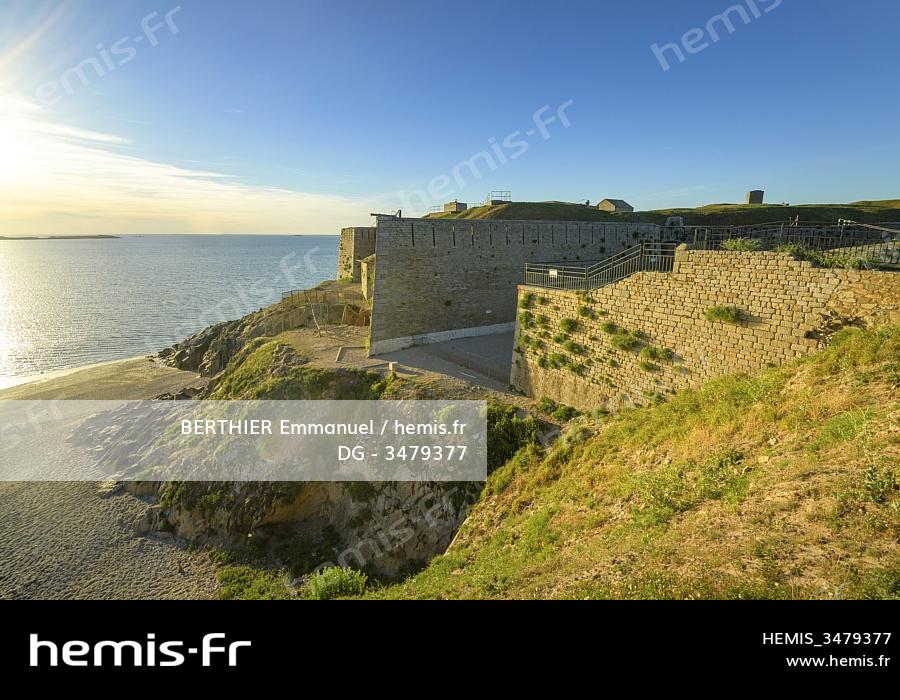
[443,200,467,213]
[598,198,634,213]
[746,190,765,205]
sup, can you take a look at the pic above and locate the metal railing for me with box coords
[524,243,678,291]
[280,289,363,305]
[691,222,900,267]
[484,190,512,205]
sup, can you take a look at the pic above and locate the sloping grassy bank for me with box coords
[370,326,899,599]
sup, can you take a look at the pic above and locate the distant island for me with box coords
[0,235,121,240]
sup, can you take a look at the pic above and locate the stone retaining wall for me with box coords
[511,247,900,410]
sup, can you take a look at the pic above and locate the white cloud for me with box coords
[0,94,383,234]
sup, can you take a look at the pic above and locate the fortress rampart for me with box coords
[338,227,377,282]
[364,218,668,354]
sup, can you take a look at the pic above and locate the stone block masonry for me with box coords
[338,227,377,282]
[511,247,900,411]
[368,218,666,354]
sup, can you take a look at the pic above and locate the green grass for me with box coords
[217,565,292,600]
[306,567,368,600]
[536,397,581,422]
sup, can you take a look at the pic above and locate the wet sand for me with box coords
[0,356,206,401]
[0,357,219,600]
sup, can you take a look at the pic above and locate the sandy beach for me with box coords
[0,357,219,600]
[0,356,206,400]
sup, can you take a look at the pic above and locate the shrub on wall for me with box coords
[775,242,878,270]
[548,353,571,369]
[600,321,618,335]
[560,318,579,334]
[721,238,761,251]
[519,311,536,329]
[705,306,743,324]
[610,330,644,352]
[640,346,675,363]
[563,340,587,356]
[520,292,536,309]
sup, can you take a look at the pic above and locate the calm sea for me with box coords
[0,235,339,387]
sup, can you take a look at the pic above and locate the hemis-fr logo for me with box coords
[30,633,251,668]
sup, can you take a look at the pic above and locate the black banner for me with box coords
[1,600,895,681]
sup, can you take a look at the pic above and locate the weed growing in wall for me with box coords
[774,243,879,270]
[548,353,571,370]
[560,318,579,334]
[520,292,536,310]
[519,311,536,329]
[640,346,675,363]
[563,340,587,356]
[705,306,743,325]
[610,330,644,352]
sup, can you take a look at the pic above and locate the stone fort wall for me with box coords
[511,247,900,411]
[368,217,667,354]
[338,227,377,282]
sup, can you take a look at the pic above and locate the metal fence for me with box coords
[524,243,678,291]
[280,289,362,306]
[690,222,900,267]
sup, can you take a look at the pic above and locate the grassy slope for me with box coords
[426,200,900,226]
[371,326,900,600]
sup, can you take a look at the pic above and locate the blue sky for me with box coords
[1,0,898,233]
